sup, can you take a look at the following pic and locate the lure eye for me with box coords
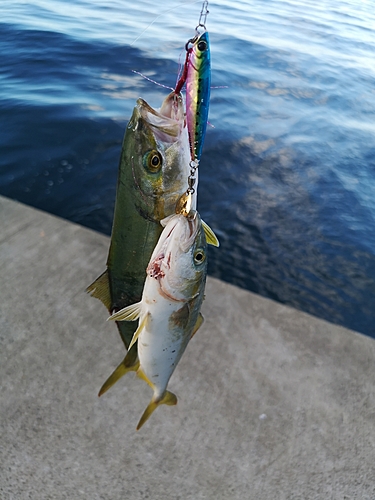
[143,150,162,172]
[197,40,207,52]
[194,249,206,265]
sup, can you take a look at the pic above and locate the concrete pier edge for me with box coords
[1,195,374,499]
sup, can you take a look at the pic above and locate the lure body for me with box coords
[186,31,211,163]
[175,31,211,164]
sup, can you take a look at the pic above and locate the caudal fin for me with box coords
[98,347,139,396]
[137,391,177,430]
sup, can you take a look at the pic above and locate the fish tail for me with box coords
[136,391,177,431]
[98,347,139,396]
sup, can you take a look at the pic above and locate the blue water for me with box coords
[1,0,375,336]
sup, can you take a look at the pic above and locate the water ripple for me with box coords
[1,0,375,336]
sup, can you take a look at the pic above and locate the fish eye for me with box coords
[194,249,206,265]
[143,150,162,172]
[197,40,207,52]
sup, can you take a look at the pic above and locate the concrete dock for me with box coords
[1,195,374,499]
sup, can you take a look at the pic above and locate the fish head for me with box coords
[147,212,207,302]
[125,92,190,222]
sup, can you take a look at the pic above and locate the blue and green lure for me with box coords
[175,29,211,165]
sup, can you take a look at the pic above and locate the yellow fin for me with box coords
[136,390,177,431]
[136,366,155,389]
[86,270,111,311]
[202,220,220,247]
[108,301,142,322]
[128,313,149,351]
[191,313,204,339]
[98,348,139,397]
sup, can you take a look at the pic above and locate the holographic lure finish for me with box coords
[175,30,211,164]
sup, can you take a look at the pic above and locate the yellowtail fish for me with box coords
[87,92,191,372]
[107,211,217,429]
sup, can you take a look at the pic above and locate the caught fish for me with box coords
[175,30,211,164]
[87,91,191,371]
[106,211,215,429]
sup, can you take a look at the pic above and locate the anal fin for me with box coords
[128,313,150,351]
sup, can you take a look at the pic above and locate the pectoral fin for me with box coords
[170,303,190,329]
[86,270,111,311]
[202,220,220,247]
[98,346,139,396]
[136,390,177,431]
[108,301,143,321]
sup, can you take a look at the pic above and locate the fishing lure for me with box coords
[175,1,211,165]
[175,31,211,165]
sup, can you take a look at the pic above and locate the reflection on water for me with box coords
[1,0,375,336]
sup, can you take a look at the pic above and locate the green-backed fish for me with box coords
[87,91,191,372]
[107,210,213,429]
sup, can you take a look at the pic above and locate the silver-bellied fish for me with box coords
[108,210,218,429]
[87,91,191,377]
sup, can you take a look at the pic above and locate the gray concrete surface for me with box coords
[1,194,374,500]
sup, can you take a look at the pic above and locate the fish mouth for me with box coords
[137,92,185,143]
[161,211,199,254]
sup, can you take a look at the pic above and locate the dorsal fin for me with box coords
[86,270,111,311]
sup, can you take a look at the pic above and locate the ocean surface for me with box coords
[1,0,375,336]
